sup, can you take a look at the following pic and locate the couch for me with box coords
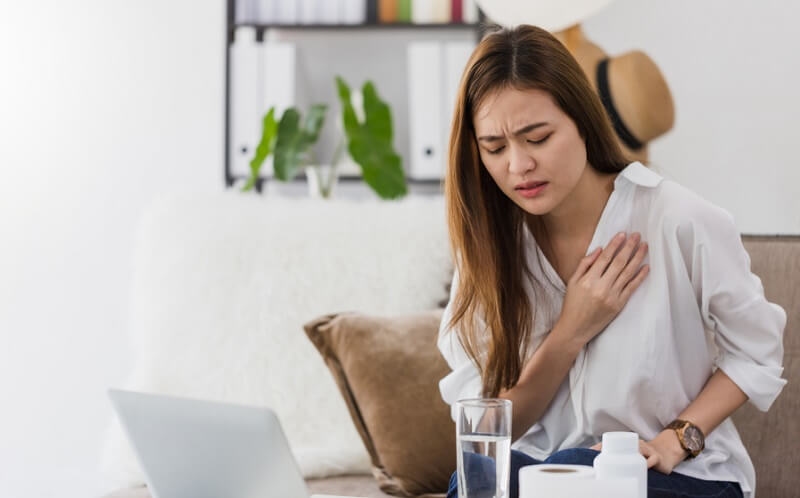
[102,193,798,498]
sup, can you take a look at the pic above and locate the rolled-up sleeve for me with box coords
[438,270,484,421]
[682,205,787,412]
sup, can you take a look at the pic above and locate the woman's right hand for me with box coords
[557,232,649,347]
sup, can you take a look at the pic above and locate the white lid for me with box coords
[601,431,639,453]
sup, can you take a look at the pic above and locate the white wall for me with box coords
[0,1,224,497]
[583,0,800,234]
[0,1,797,497]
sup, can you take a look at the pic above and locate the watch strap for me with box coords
[665,419,689,431]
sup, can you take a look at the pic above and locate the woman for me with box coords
[439,25,785,498]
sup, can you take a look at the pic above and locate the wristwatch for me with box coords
[665,419,705,459]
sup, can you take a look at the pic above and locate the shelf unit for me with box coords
[223,0,487,192]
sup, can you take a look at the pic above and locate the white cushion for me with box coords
[101,193,451,488]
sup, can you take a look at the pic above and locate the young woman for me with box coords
[438,25,786,498]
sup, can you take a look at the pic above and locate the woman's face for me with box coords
[473,87,588,216]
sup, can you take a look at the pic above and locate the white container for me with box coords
[593,431,647,498]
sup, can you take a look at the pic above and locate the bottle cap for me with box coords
[601,431,639,453]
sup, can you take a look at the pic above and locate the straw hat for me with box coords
[475,0,617,32]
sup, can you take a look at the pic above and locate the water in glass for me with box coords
[457,433,511,498]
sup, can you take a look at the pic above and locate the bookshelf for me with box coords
[224,0,487,193]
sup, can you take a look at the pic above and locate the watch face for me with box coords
[683,425,704,452]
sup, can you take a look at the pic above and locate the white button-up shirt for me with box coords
[438,162,786,497]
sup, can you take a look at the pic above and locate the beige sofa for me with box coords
[106,233,798,498]
[299,236,800,498]
[292,236,800,498]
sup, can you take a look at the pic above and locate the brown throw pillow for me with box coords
[304,310,456,497]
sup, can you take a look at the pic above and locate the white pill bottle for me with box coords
[593,431,647,498]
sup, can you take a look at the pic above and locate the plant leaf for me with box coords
[243,108,277,191]
[349,139,407,198]
[303,104,327,141]
[336,77,359,137]
[336,76,407,199]
[362,82,393,143]
[273,106,328,181]
[273,108,300,181]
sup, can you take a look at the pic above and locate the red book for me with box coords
[451,0,463,23]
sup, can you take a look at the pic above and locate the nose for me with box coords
[507,143,535,175]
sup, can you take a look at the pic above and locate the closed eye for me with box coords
[528,134,551,145]
[487,146,506,155]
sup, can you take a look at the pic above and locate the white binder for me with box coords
[407,42,444,180]
[407,41,475,180]
[229,27,261,179]
[259,43,297,176]
[261,43,296,116]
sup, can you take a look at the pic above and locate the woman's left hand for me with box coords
[591,430,687,474]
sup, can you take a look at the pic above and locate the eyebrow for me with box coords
[477,122,549,142]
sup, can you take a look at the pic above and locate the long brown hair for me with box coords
[445,25,629,397]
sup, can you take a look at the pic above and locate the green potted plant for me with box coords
[243,76,407,199]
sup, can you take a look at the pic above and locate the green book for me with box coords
[397,0,411,22]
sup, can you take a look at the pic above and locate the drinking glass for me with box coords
[456,398,512,498]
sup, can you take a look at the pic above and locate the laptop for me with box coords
[108,389,356,498]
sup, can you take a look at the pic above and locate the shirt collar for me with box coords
[614,161,663,189]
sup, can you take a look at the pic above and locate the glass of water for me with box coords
[456,398,512,498]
